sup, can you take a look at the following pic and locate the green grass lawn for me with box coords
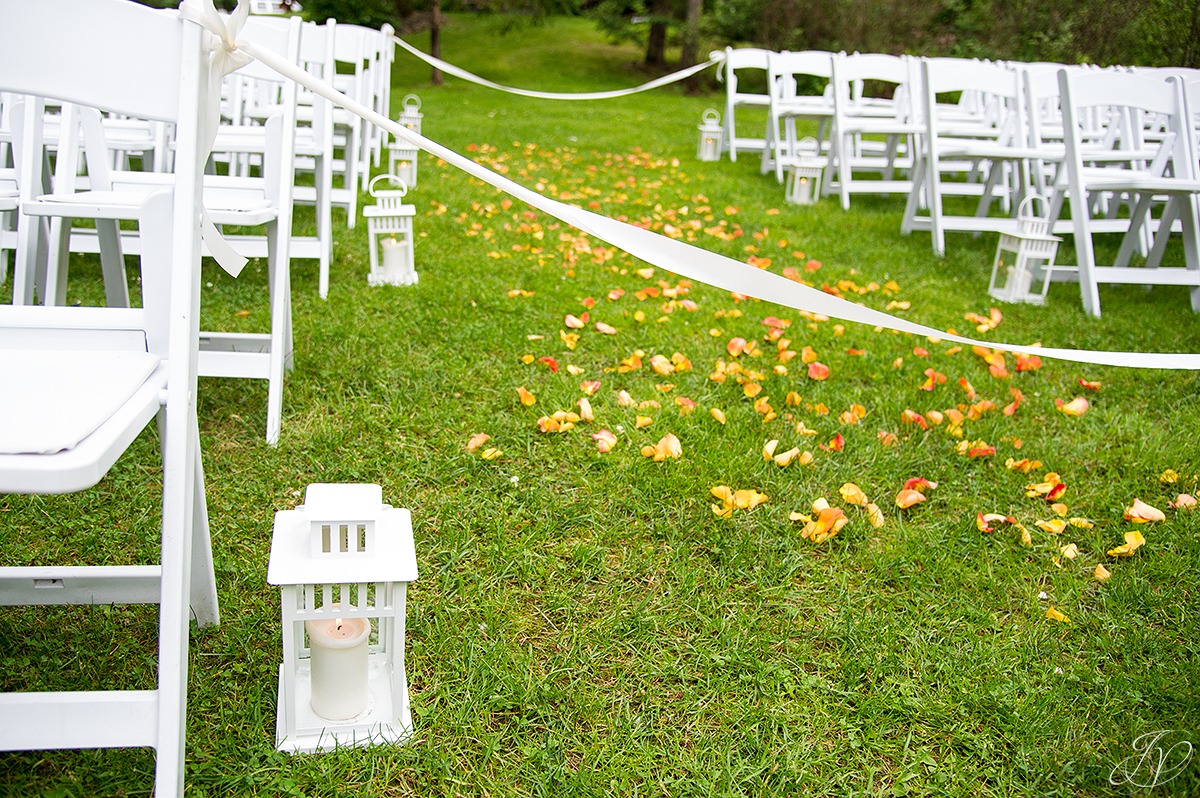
[2,12,1200,797]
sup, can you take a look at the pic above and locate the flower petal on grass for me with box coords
[977,513,1013,533]
[578,397,594,422]
[467,433,491,452]
[840,483,869,506]
[1124,498,1165,523]
[896,488,927,509]
[710,407,727,424]
[635,415,654,429]
[807,362,831,381]
[1045,607,1071,623]
[641,433,682,462]
[1055,397,1090,417]
[1107,529,1146,557]
[1170,493,1198,509]
[773,447,803,467]
[595,321,618,335]
[1094,563,1112,581]
[480,447,503,460]
[1060,543,1079,559]
[866,503,885,528]
[580,380,601,396]
[564,313,587,329]
[517,386,537,406]
[592,428,617,453]
[1036,518,1067,534]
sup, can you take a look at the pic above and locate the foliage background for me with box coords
[293,0,1200,67]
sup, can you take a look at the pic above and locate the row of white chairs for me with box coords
[720,47,1200,317]
[0,2,407,795]
[1,12,399,446]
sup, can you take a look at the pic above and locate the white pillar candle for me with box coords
[381,236,407,282]
[305,613,370,720]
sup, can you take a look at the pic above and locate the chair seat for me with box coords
[0,349,161,457]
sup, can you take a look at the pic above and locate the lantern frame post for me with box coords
[268,484,418,754]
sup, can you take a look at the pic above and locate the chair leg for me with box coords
[189,437,219,628]
[152,410,201,798]
[265,219,289,446]
[96,219,131,308]
[316,153,333,300]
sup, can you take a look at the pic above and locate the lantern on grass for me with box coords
[785,137,824,205]
[267,483,418,753]
[397,94,423,135]
[988,195,1060,304]
[363,174,418,287]
[697,108,723,161]
[387,140,419,189]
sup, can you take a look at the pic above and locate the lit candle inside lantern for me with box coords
[305,611,370,720]
[796,176,811,204]
[381,236,407,282]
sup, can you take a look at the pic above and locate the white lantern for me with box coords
[387,142,419,189]
[988,195,1060,304]
[363,174,418,287]
[397,94,423,135]
[267,483,418,754]
[697,108,723,162]
[785,137,824,205]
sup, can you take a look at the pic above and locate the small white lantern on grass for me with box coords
[363,174,418,287]
[267,483,418,754]
[387,140,419,189]
[785,137,824,205]
[988,195,1060,304]
[397,94,423,135]
[697,108,723,162]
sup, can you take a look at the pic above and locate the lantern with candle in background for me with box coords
[363,174,418,287]
[988,195,1059,304]
[696,108,723,162]
[785,137,825,206]
[267,483,418,753]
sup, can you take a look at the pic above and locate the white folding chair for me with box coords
[825,52,921,209]
[13,19,300,445]
[0,2,218,796]
[720,47,772,162]
[761,50,836,183]
[900,58,1030,255]
[1053,69,1200,316]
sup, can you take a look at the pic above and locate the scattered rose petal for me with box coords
[1060,543,1079,559]
[564,313,587,329]
[1078,378,1101,391]
[675,396,696,416]
[592,428,617,453]
[580,380,601,396]
[840,483,869,507]
[1170,493,1197,509]
[807,362,830,381]
[977,512,1013,533]
[617,390,635,407]
[635,415,654,428]
[480,447,503,460]
[1124,498,1165,523]
[1055,397,1089,417]
[538,356,559,372]
[710,408,726,424]
[866,503,885,528]
[773,447,803,467]
[467,432,491,452]
[1108,529,1146,557]
[1045,607,1071,623]
[595,321,618,335]
[578,397,594,422]
[896,488,927,509]
[1094,563,1112,581]
[641,433,682,462]
[516,386,537,406]
[566,364,585,376]
[1036,518,1067,534]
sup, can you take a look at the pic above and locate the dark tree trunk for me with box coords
[430,0,444,85]
[681,0,704,91]
[645,0,671,66]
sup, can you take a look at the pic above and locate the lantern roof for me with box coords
[267,483,418,585]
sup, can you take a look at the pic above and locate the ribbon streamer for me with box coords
[190,1,1200,370]
[392,35,723,101]
[178,0,253,277]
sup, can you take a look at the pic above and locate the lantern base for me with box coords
[368,270,419,287]
[275,656,413,754]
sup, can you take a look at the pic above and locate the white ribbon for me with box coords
[178,0,253,277]
[191,0,1200,370]
[392,35,723,101]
